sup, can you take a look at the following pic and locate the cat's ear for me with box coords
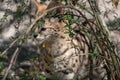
[33,0,47,17]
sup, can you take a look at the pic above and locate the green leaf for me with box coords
[0,62,3,72]
[79,3,85,9]
[71,17,78,22]
[35,20,45,28]
[39,76,46,80]
[90,52,97,58]
[21,36,28,43]
[63,15,72,20]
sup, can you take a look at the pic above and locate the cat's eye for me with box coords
[39,27,46,32]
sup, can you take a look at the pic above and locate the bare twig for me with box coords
[2,42,22,80]
[1,36,22,56]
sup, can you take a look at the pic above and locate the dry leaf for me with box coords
[113,0,119,8]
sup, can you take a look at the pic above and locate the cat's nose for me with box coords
[33,33,38,38]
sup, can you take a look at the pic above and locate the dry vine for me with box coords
[1,0,120,80]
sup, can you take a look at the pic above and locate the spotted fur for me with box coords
[35,21,90,80]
